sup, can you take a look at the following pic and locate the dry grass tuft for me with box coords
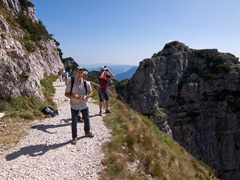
[0,117,32,152]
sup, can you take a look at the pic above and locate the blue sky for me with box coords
[31,0,240,66]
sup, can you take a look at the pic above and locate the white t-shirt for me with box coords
[65,77,92,110]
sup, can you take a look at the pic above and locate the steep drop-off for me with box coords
[119,41,240,180]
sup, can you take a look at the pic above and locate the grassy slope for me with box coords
[98,86,217,180]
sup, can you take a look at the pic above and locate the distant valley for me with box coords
[83,64,138,81]
[114,66,138,81]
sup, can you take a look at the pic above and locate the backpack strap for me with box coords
[84,80,87,94]
[70,76,88,95]
[70,76,75,95]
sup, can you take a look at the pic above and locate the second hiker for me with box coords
[98,66,114,116]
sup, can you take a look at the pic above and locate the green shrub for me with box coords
[206,55,232,73]
[19,0,34,8]
[0,0,6,8]
[16,13,51,44]
[115,79,128,94]
[164,41,181,49]
[40,79,55,96]
[9,96,43,112]
[195,51,207,58]
[216,64,232,73]
[23,39,36,52]
[21,71,30,78]
[0,98,6,111]
[152,53,158,58]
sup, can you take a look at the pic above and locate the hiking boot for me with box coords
[105,109,111,113]
[99,111,102,116]
[71,138,77,145]
[85,132,94,138]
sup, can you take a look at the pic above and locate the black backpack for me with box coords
[70,76,87,95]
[41,105,58,117]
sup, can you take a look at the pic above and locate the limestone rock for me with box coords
[0,0,64,100]
[120,41,240,179]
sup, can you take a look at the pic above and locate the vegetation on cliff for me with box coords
[0,75,57,150]
[98,86,217,179]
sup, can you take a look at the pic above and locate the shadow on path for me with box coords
[89,113,101,118]
[5,136,86,161]
[31,121,70,134]
[61,118,72,124]
[5,141,70,161]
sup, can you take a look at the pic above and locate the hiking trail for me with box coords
[0,80,111,179]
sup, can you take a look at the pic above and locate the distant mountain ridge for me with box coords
[83,64,138,80]
[114,66,138,81]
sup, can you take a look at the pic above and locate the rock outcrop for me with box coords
[119,41,240,180]
[1,0,37,21]
[0,0,64,100]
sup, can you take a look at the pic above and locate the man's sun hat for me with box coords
[100,65,107,71]
[76,66,84,70]
[100,66,105,71]
[83,71,88,75]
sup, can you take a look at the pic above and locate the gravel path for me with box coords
[0,80,111,180]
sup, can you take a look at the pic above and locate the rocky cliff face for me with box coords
[0,0,64,100]
[1,0,37,21]
[119,41,240,180]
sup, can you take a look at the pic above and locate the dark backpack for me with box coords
[70,76,87,95]
[41,105,58,117]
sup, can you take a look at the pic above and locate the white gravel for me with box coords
[0,80,111,180]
